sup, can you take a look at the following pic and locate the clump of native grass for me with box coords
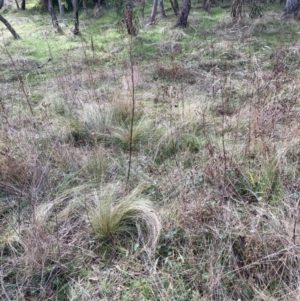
[0,182,161,300]
[110,118,152,151]
[81,98,154,152]
[25,183,162,253]
[150,102,208,163]
[0,200,70,300]
[49,93,149,150]
[86,184,161,251]
[0,132,61,202]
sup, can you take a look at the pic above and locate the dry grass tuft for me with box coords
[87,184,161,250]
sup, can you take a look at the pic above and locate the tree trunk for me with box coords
[231,0,242,18]
[0,0,4,9]
[21,0,25,10]
[94,0,104,17]
[203,0,211,11]
[125,0,136,35]
[74,9,79,34]
[176,0,191,27]
[170,0,179,15]
[159,0,166,16]
[285,0,300,14]
[0,14,20,39]
[71,0,79,34]
[14,0,20,9]
[149,0,158,23]
[48,0,60,29]
[82,0,87,12]
[58,0,64,15]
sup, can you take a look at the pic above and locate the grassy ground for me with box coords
[2,0,300,300]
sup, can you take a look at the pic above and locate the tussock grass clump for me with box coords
[151,110,208,162]
[82,146,112,181]
[72,97,146,146]
[110,97,144,125]
[0,136,59,201]
[1,182,161,299]
[13,183,162,252]
[87,185,161,250]
[111,119,151,151]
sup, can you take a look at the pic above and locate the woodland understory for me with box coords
[1,0,300,300]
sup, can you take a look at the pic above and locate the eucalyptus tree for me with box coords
[58,0,64,15]
[48,0,60,29]
[149,0,166,24]
[176,0,191,27]
[149,0,188,26]
[149,0,158,23]
[170,0,179,14]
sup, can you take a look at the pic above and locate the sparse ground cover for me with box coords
[1,0,300,300]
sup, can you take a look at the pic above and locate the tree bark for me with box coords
[149,0,158,23]
[58,0,64,15]
[125,0,136,35]
[159,0,166,16]
[71,0,79,34]
[170,0,179,15]
[14,0,20,9]
[176,0,191,27]
[48,0,60,29]
[21,0,25,10]
[203,0,211,12]
[0,14,20,39]
[0,0,4,9]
